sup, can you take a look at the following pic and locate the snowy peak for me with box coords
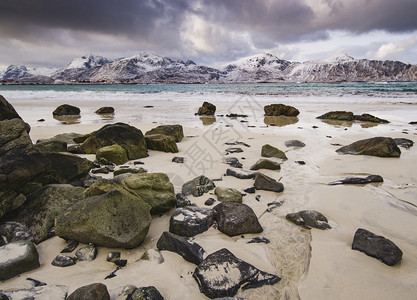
[322,53,355,63]
[222,53,291,72]
[2,65,30,80]
[65,54,111,70]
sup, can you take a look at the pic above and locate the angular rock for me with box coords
[76,244,97,261]
[222,157,242,168]
[284,140,306,148]
[96,144,128,165]
[0,240,40,280]
[248,237,270,244]
[55,190,152,249]
[286,210,331,230]
[182,175,215,197]
[0,222,33,246]
[52,104,80,116]
[197,102,216,115]
[66,283,110,300]
[336,137,401,157]
[254,173,284,192]
[261,144,287,160]
[226,168,258,179]
[128,286,164,300]
[145,134,178,153]
[169,206,214,237]
[141,249,164,264]
[122,173,176,215]
[157,231,205,265]
[354,113,389,123]
[193,248,280,299]
[213,202,263,237]
[317,111,354,120]
[352,228,403,266]
[393,138,414,149]
[243,187,256,194]
[60,240,79,253]
[34,140,67,153]
[250,159,280,171]
[329,175,383,185]
[264,104,299,117]
[175,193,192,208]
[214,187,242,203]
[0,95,22,121]
[79,123,148,159]
[95,107,114,114]
[83,178,138,199]
[145,124,184,142]
[51,254,76,267]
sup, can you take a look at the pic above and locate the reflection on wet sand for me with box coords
[319,119,380,128]
[200,116,216,125]
[98,113,115,121]
[53,115,81,125]
[264,116,299,127]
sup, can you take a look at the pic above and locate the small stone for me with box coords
[172,156,185,163]
[51,254,76,267]
[182,175,215,197]
[95,107,115,114]
[393,138,414,149]
[26,277,47,287]
[222,157,243,168]
[141,249,164,264]
[254,173,284,192]
[248,237,270,244]
[286,210,331,230]
[214,187,243,203]
[106,251,121,263]
[243,187,256,194]
[60,240,79,253]
[225,147,243,154]
[75,244,97,261]
[226,168,258,179]
[284,140,306,147]
[204,198,216,206]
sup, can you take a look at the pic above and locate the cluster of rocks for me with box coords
[52,104,115,117]
[317,111,390,123]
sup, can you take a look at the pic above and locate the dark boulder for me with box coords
[329,175,383,185]
[193,248,280,299]
[213,202,263,237]
[95,107,114,114]
[250,159,280,171]
[393,138,414,149]
[156,231,205,265]
[127,286,164,300]
[336,137,401,157]
[51,254,77,267]
[354,113,389,123]
[264,104,299,117]
[170,206,214,237]
[145,124,184,142]
[145,134,178,153]
[0,222,33,246]
[182,175,215,197]
[0,95,22,121]
[0,240,40,280]
[52,104,80,116]
[254,173,284,192]
[172,156,185,163]
[60,240,79,253]
[197,102,216,115]
[222,157,243,168]
[66,283,110,300]
[286,210,331,230]
[175,193,192,208]
[317,111,354,121]
[352,228,403,266]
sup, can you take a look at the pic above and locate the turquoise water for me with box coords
[1,82,417,97]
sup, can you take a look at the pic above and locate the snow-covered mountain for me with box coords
[2,52,417,83]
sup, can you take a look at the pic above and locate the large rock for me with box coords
[250,158,281,171]
[254,173,284,192]
[214,187,242,203]
[157,231,205,265]
[7,184,85,243]
[336,137,401,157]
[145,134,178,153]
[0,240,40,280]
[352,228,403,266]
[0,95,22,121]
[213,202,263,236]
[52,104,80,116]
[261,144,287,160]
[193,248,280,299]
[128,286,164,300]
[169,206,214,237]
[264,104,299,117]
[182,175,215,197]
[286,210,331,230]
[79,123,148,159]
[317,111,354,120]
[34,140,67,153]
[122,173,176,215]
[145,124,184,142]
[96,144,128,165]
[354,113,389,123]
[55,190,152,249]
[197,102,216,115]
[66,283,110,300]
[0,222,33,246]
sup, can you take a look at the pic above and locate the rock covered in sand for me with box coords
[169,206,214,237]
[214,187,243,203]
[286,210,331,230]
[0,240,40,280]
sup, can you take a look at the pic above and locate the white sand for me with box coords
[1,95,416,299]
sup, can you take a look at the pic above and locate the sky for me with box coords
[1,0,417,70]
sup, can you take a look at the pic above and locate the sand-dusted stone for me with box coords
[172,156,184,163]
[66,283,110,300]
[222,157,242,168]
[182,175,215,197]
[284,140,306,148]
[175,193,192,208]
[79,123,148,159]
[352,228,403,266]
[76,244,97,261]
[354,113,389,123]
[214,187,242,203]
[122,173,176,215]
[254,173,284,192]
[145,124,184,142]
[0,240,40,280]
[0,95,22,121]
[128,286,164,300]
[51,254,76,267]
[250,158,281,171]
[286,210,331,230]
[264,104,299,117]
[329,175,383,185]
[55,190,152,249]
[52,104,80,116]
[34,140,67,153]
[157,231,205,265]
[83,178,139,199]
[169,206,214,237]
[394,138,414,149]
[317,111,354,120]
[60,240,79,253]
[96,144,128,165]
[145,134,178,153]
[213,202,262,237]
[8,184,85,244]
[193,248,280,299]
[95,107,114,114]
[197,102,216,115]
[0,222,33,246]
[336,137,401,157]
[141,249,164,264]
[226,168,258,179]
[261,144,287,160]
[2,285,68,300]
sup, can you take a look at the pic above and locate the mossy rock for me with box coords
[96,144,128,165]
[261,144,287,160]
[83,178,142,200]
[317,111,354,120]
[214,187,242,203]
[145,124,184,142]
[145,134,178,153]
[264,104,299,117]
[250,158,281,170]
[34,140,67,153]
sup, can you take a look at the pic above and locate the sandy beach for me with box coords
[1,91,416,299]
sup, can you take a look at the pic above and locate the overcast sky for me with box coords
[1,0,417,69]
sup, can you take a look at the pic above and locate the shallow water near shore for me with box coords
[1,84,416,299]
